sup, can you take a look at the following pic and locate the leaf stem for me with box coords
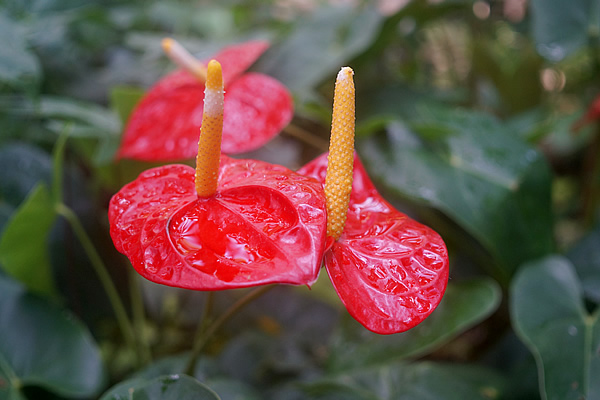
[55,203,138,363]
[283,123,329,152]
[128,267,152,366]
[184,285,273,376]
[51,126,70,206]
[196,291,215,338]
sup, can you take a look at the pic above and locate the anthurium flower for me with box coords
[109,60,327,289]
[298,68,449,334]
[116,39,293,161]
[110,62,449,335]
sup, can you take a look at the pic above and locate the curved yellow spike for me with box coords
[162,38,208,82]
[325,67,355,240]
[195,60,224,198]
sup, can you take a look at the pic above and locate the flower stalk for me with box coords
[55,203,140,363]
[184,286,273,376]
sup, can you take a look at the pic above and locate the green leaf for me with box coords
[35,96,122,165]
[0,275,105,398]
[355,85,428,137]
[118,352,219,381]
[110,85,145,126]
[305,361,506,400]
[0,184,57,297]
[255,4,382,95]
[567,225,600,303]
[361,109,555,282]
[206,379,262,400]
[0,365,27,400]
[101,353,261,399]
[0,143,52,208]
[327,279,501,372]
[100,374,220,400]
[472,33,543,114]
[37,96,121,135]
[0,13,41,89]
[529,0,600,61]
[510,256,600,400]
[0,202,13,234]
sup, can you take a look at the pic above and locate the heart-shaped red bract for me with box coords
[109,155,328,290]
[116,41,293,161]
[298,153,449,334]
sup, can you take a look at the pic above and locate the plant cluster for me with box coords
[0,0,599,399]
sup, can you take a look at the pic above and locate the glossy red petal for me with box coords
[220,73,293,154]
[211,40,270,85]
[109,156,327,290]
[117,71,292,160]
[298,153,449,334]
[117,70,202,161]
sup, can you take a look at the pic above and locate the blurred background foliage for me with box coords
[1,0,600,399]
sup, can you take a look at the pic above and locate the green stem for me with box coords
[55,203,138,361]
[283,124,329,152]
[184,285,273,376]
[196,291,215,338]
[51,125,70,206]
[128,267,152,365]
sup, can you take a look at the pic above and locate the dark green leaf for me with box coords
[327,279,501,372]
[34,96,122,164]
[472,34,543,114]
[0,202,13,234]
[0,275,105,398]
[305,361,506,400]
[255,4,382,95]
[529,0,599,61]
[119,352,219,382]
[510,256,600,400]
[0,13,41,88]
[0,184,57,297]
[0,365,27,400]
[204,379,261,400]
[37,96,121,135]
[101,374,220,400]
[147,3,234,38]
[361,109,555,282]
[355,85,427,137]
[103,353,261,399]
[567,225,600,303]
[110,85,145,126]
[0,143,52,208]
